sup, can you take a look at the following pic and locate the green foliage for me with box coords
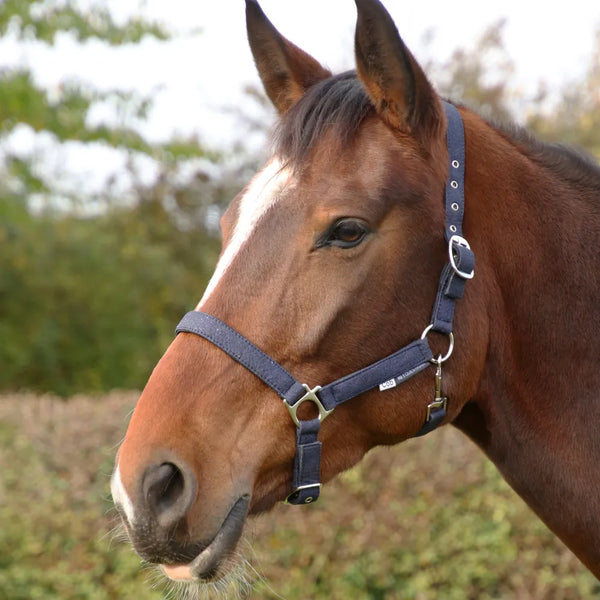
[0,394,597,599]
[0,393,163,600]
[0,0,168,45]
[0,0,208,210]
[0,69,208,162]
[0,196,219,396]
[0,0,228,395]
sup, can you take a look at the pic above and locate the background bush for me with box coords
[0,196,219,395]
[0,393,597,599]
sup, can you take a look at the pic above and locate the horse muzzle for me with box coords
[160,495,250,581]
[111,453,251,582]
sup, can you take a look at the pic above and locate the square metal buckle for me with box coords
[283,384,333,427]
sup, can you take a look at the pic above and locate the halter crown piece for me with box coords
[175,102,474,505]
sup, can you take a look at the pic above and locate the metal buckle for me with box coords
[284,384,333,427]
[285,483,321,504]
[448,235,474,279]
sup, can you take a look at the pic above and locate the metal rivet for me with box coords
[451,203,459,211]
[452,160,460,168]
[449,225,457,233]
[450,180,459,189]
[305,497,313,503]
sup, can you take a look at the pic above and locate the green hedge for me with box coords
[0,393,597,599]
[0,197,218,396]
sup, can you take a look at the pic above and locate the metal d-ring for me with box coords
[284,384,333,428]
[421,324,454,363]
[448,235,475,280]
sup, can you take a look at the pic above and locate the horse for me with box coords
[111,0,600,589]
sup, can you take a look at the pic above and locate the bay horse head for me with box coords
[111,0,600,588]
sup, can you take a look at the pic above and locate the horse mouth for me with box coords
[161,495,250,582]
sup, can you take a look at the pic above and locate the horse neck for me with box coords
[456,111,600,573]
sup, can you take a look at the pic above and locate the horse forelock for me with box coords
[273,71,375,169]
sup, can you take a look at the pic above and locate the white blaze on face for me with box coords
[197,157,293,308]
[111,464,136,526]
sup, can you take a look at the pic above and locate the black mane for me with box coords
[274,70,600,191]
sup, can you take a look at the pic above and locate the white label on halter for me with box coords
[379,378,397,391]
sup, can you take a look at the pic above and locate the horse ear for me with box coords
[245,0,331,114]
[354,0,443,140]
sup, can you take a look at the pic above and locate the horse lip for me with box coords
[161,494,250,582]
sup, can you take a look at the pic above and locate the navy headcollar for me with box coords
[176,102,474,505]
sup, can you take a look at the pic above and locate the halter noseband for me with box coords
[175,102,474,505]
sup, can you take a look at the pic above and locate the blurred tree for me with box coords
[527,28,600,158]
[0,0,166,44]
[0,0,214,208]
[426,20,600,158]
[0,1,226,395]
[427,20,516,122]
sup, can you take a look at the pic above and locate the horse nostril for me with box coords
[142,461,196,530]
[147,463,183,511]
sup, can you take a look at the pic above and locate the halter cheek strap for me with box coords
[175,102,474,505]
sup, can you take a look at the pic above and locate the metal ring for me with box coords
[449,224,457,233]
[450,180,459,189]
[421,324,454,363]
[451,202,459,211]
[452,160,460,168]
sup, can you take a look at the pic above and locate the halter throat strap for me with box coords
[175,101,473,505]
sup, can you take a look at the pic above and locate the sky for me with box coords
[1,0,599,199]
[111,0,600,146]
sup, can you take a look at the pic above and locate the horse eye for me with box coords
[319,218,369,249]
